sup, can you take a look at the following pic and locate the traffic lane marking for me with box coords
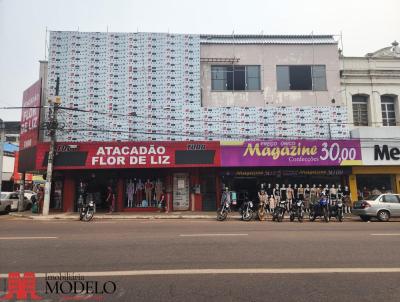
[0,236,58,240]
[179,233,248,237]
[370,234,400,236]
[2,267,400,278]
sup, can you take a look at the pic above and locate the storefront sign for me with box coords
[222,168,352,177]
[36,141,220,170]
[19,80,41,150]
[221,140,362,167]
[360,142,400,165]
[374,145,400,161]
[350,128,400,166]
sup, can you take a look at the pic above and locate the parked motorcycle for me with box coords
[329,199,344,222]
[241,199,255,221]
[309,196,329,222]
[272,199,287,222]
[289,199,305,222]
[79,200,95,222]
[217,199,231,221]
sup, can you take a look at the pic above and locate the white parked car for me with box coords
[0,192,30,212]
[352,193,400,222]
[0,192,13,213]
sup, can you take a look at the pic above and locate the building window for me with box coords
[381,95,397,126]
[352,95,369,126]
[211,65,261,91]
[276,65,327,91]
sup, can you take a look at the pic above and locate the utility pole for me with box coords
[0,119,4,195]
[43,77,61,215]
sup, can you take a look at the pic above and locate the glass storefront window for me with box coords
[356,175,394,200]
[125,177,164,208]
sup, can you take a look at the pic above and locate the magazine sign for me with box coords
[221,140,362,167]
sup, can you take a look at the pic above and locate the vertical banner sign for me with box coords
[19,80,41,150]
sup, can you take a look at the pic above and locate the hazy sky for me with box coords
[0,0,399,121]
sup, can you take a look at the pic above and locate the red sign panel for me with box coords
[36,141,220,170]
[19,80,41,150]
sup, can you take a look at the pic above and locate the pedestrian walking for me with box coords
[106,186,116,213]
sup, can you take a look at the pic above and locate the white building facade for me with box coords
[341,41,400,197]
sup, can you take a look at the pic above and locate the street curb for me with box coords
[8,212,222,221]
[8,212,354,221]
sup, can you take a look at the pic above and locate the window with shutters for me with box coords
[352,95,369,126]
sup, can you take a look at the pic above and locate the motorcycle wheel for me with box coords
[216,209,228,221]
[323,208,330,223]
[82,209,94,222]
[309,212,316,222]
[242,209,253,222]
[79,208,85,221]
[278,211,284,222]
[338,212,343,222]
[298,213,304,222]
[289,214,294,222]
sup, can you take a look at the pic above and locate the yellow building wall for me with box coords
[351,166,400,194]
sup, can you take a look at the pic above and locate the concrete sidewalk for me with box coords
[9,210,226,220]
[8,211,355,221]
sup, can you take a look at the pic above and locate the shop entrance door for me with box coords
[201,175,216,211]
[173,173,190,211]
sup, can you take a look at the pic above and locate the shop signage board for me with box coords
[221,140,362,167]
[36,141,220,170]
[351,128,400,166]
[221,168,352,177]
[19,80,41,150]
[360,142,400,165]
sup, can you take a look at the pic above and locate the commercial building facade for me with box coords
[18,31,400,212]
[341,41,400,200]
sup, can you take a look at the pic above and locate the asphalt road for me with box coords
[1,215,400,302]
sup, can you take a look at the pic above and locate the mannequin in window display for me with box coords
[293,184,298,200]
[145,179,154,206]
[258,189,268,220]
[269,190,276,214]
[280,184,287,204]
[310,184,318,209]
[77,180,87,208]
[273,184,281,204]
[266,183,274,198]
[324,184,330,197]
[337,185,343,203]
[286,184,294,211]
[155,179,163,203]
[297,184,305,201]
[126,179,136,208]
[329,184,338,204]
[304,184,310,212]
[136,179,144,207]
[316,184,322,198]
[343,185,351,214]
